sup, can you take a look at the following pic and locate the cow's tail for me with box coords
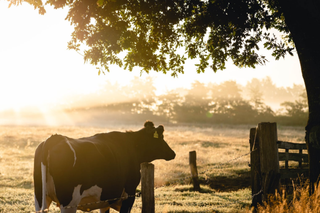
[34,142,46,212]
[41,160,48,212]
[34,134,65,212]
[34,143,41,211]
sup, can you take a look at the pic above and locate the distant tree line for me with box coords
[64,77,308,126]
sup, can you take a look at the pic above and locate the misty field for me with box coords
[0,124,305,213]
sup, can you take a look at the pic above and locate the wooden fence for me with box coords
[277,140,308,179]
[141,162,155,213]
[250,122,308,206]
[142,123,309,211]
[140,152,202,213]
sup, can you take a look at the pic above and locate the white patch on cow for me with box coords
[34,193,40,212]
[65,139,76,167]
[60,185,103,209]
[41,162,47,212]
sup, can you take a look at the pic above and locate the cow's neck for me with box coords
[125,131,154,164]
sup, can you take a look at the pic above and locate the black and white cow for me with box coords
[33,121,175,213]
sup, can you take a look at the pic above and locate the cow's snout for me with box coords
[166,150,176,161]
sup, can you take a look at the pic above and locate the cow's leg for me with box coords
[60,207,77,213]
[119,197,135,213]
[35,196,52,213]
[41,197,52,212]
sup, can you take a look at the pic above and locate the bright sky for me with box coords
[0,1,304,112]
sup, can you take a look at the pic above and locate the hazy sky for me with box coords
[0,2,304,111]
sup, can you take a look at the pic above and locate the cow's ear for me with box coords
[144,121,154,128]
[144,122,155,135]
[157,125,164,135]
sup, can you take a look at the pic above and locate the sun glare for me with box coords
[0,0,305,126]
[0,2,103,112]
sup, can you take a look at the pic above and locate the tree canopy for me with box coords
[9,0,295,76]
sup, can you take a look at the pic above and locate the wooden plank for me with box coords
[278,153,308,162]
[250,127,262,207]
[259,123,280,174]
[189,151,200,191]
[285,149,289,169]
[141,162,155,213]
[277,141,307,150]
[299,149,302,168]
[280,169,308,179]
[258,122,280,201]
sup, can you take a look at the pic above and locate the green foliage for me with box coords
[7,0,45,14]
[10,0,294,75]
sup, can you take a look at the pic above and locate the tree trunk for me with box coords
[279,0,320,191]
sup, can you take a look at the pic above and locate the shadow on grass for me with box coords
[0,180,33,189]
[174,186,213,194]
[203,170,251,192]
[167,169,251,192]
[167,211,221,213]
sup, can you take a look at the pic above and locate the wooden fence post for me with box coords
[258,122,280,201]
[141,162,155,213]
[250,127,262,207]
[299,148,303,168]
[189,151,200,191]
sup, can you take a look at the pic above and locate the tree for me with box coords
[10,0,320,188]
[157,91,182,123]
[281,100,307,117]
[209,81,242,115]
[279,91,308,125]
[244,78,264,109]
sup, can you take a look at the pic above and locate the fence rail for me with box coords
[249,122,309,207]
[277,141,307,150]
[278,153,308,162]
[277,140,308,179]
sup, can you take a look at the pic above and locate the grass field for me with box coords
[0,123,305,212]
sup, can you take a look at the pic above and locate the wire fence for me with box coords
[150,149,258,208]
[199,149,257,174]
[43,149,257,212]
[155,149,257,188]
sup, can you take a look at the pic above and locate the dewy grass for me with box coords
[245,182,320,213]
[128,185,251,213]
[0,124,306,212]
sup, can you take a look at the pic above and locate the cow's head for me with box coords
[137,121,175,162]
